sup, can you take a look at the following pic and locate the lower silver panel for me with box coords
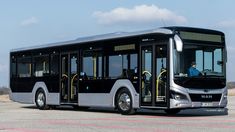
[170,87,227,109]
[10,92,60,105]
[10,93,34,104]
[78,93,112,107]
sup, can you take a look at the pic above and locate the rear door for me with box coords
[60,52,79,103]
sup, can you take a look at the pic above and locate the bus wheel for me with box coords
[164,109,181,115]
[35,89,48,110]
[116,88,135,115]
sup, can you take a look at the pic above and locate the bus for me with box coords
[10,26,227,115]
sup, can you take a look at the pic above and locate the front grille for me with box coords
[189,94,222,102]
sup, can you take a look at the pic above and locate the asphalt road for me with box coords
[0,96,234,132]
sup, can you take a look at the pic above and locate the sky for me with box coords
[0,0,235,86]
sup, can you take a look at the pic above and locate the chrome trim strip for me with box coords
[140,106,167,109]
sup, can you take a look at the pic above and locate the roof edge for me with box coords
[11,28,173,52]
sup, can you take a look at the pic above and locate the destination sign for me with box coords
[180,31,222,43]
[114,44,135,51]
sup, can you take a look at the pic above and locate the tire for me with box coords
[164,109,181,115]
[35,89,49,110]
[116,88,135,115]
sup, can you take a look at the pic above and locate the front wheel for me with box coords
[35,89,49,110]
[116,88,135,115]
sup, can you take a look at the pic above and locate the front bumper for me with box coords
[170,87,227,109]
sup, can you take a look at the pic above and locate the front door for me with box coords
[60,52,78,103]
[140,43,168,107]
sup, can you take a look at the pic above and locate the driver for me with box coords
[187,61,201,77]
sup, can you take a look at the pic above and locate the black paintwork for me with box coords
[174,77,226,89]
[10,76,60,93]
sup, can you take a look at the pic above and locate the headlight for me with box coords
[171,91,188,100]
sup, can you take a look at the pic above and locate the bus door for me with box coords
[60,52,79,103]
[140,43,168,107]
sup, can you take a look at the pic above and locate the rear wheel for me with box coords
[35,89,49,110]
[116,88,135,115]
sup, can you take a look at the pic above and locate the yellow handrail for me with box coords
[142,71,152,89]
[156,69,166,100]
[62,74,68,78]
[142,71,152,76]
[70,74,78,99]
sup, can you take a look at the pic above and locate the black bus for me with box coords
[10,27,227,115]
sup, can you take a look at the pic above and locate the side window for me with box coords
[108,54,129,78]
[11,55,17,77]
[34,54,49,77]
[50,53,59,76]
[83,56,93,77]
[109,55,123,78]
[130,54,137,72]
[17,55,32,78]
[98,56,102,78]
[83,51,102,79]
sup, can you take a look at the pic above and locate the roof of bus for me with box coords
[11,26,224,53]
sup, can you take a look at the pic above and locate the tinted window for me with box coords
[83,51,103,79]
[11,56,17,77]
[51,53,59,75]
[18,56,32,78]
[130,54,137,70]
[108,54,129,78]
[83,57,93,77]
[34,55,49,77]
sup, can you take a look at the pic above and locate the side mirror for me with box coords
[174,34,183,52]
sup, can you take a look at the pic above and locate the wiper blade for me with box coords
[203,74,224,78]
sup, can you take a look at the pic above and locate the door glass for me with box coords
[70,54,78,101]
[141,47,152,103]
[156,46,167,102]
[61,55,69,101]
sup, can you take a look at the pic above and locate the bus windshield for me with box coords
[173,42,226,88]
[173,43,225,78]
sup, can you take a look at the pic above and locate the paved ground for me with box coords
[0,96,234,132]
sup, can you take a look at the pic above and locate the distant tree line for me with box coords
[227,82,235,89]
[0,86,10,95]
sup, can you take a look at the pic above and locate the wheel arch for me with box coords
[111,79,139,109]
[32,82,49,104]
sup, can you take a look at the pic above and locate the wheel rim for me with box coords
[118,93,131,111]
[37,92,45,107]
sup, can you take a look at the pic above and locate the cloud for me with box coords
[93,4,187,25]
[217,20,235,28]
[20,17,39,26]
